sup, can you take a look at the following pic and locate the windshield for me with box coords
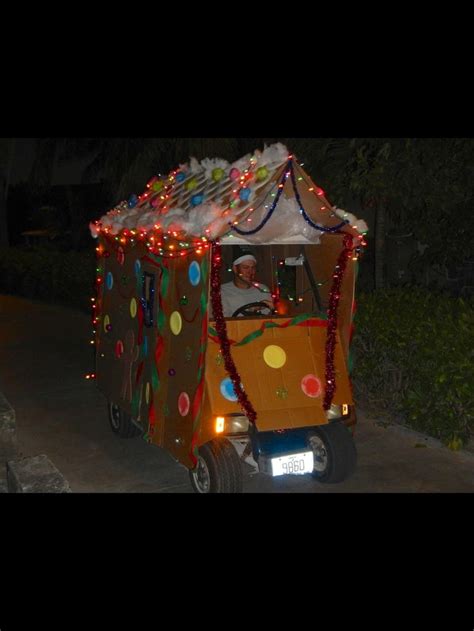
[219,244,325,318]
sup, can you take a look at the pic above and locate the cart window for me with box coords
[141,272,156,327]
[277,258,297,303]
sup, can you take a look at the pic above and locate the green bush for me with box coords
[352,288,474,446]
[0,246,95,313]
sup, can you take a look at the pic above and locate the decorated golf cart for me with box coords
[90,143,368,492]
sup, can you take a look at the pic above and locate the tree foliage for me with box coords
[28,137,474,274]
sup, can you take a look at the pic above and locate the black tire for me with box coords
[189,438,243,493]
[108,401,142,438]
[307,422,357,483]
[218,438,243,493]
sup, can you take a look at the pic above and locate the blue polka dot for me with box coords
[135,259,141,278]
[220,377,238,402]
[106,272,113,290]
[239,187,251,201]
[188,260,201,286]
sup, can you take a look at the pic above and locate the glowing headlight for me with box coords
[326,404,350,420]
[214,415,249,435]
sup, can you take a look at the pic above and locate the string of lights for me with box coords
[288,160,349,233]
[230,162,290,235]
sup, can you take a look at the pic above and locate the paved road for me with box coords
[1,294,473,493]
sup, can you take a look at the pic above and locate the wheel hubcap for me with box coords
[110,403,120,430]
[309,434,328,472]
[191,456,211,493]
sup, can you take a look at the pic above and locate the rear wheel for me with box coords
[189,438,243,493]
[108,401,142,438]
[307,422,357,483]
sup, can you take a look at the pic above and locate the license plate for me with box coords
[271,451,314,476]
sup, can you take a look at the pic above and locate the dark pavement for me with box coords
[1,294,473,493]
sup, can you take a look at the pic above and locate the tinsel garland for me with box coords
[323,233,354,410]
[208,314,327,347]
[210,240,257,425]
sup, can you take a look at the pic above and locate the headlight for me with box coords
[326,404,350,420]
[214,415,249,435]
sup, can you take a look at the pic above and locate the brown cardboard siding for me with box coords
[95,237,211,467]
[304,235,357,360]
[159,251,210,467]
[203,317,352,434]
[96,238,153,427]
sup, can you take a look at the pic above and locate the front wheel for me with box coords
[108,401,142,438]
[307,422,357,483]
[189,438,243,493]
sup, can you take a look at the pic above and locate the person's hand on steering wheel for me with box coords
[231,300,275,317]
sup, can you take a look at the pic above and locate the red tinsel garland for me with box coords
[210,241,257,425]
[323,233,354,411]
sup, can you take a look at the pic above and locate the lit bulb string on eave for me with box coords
[288,160,348,233]
[100,230,211,259]
[229,170,282,225]
[230,157,349,236]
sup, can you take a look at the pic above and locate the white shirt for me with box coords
[220,281,271,317]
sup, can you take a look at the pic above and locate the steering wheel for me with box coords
[231,301,275,317]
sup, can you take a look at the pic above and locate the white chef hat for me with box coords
[233,253,257,266]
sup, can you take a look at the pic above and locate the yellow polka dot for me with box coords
[103,315,110,333]
[145,382,150,404]
[130,298,137,318]
[170,311,182,335]
[263,345,287,369]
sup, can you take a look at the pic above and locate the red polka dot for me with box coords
[115,340,124,358]
[301,374,322,398]
[178,392,190,416]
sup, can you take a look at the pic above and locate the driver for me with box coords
[220,253,274,317]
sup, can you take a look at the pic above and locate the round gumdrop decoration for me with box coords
[263,345,287,369]
[130,298,137,318]
[185,177,197,191]
[151,180,164,192]
[301,374,322,398]
[128,194,138,208]
[191,193,204,206]
[115,340,124,358]
[212,167,225,182]
[175,172,186,183]
[256,166,268,181]
[178,392,190,416]
[229,167,240,180]
[106,272,113,290]
[239,187,251,202]
[188,260,201,286]
[220,377,238,402]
